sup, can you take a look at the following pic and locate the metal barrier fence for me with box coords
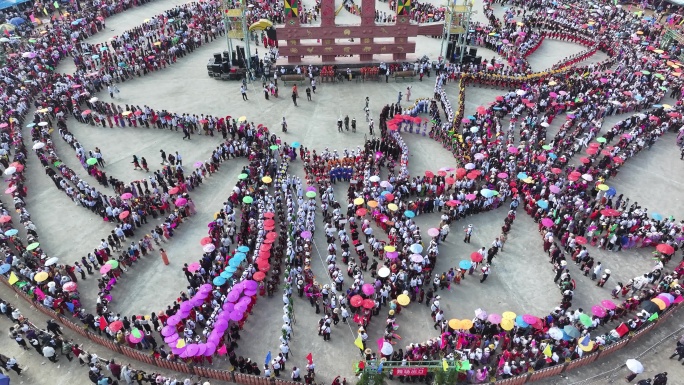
[1,274,680,385]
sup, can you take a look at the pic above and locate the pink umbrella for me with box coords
[194,161,204,168]
[507,147,519,154]
[230,311,244,321]
[601,300,616,310]
[497,172,508,179]
[487,313,502,324]
[522,314,539,324]
[427,228,440,237]
[541,218,554,228]
[129,334,144,344]
[591,305,606,317]
[99,264,112,274]
[188,262,201,272]
[175,197,188,206]
[549,185,561,194]
[362,284,375,295]
[410,254,424,263]
[301,231,312,239]
[121,192,133,200]
[63,282,78,292]
[465,194,476,201]
[167,315,182,326]
[386,251,398,259]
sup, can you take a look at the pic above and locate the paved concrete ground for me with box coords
[6,0,684,384]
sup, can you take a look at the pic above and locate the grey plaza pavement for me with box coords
[5,1,684,385]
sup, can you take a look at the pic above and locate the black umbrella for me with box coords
[641,300,659,314]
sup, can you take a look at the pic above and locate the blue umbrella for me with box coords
[4,229,18,236]
[517,172,528,180]
[100,46,107,52]
[9,17,25,26]
[563,325,580,338]
[515,315,529,328]
[381,191,390,196]
[213,276,227,286]
[220,270,233,279]
[651,213,662,221]
[467,115,476,120]
[291,142,300,148]
[226,266,238,273]
[537,200,549,209]
[228,258,242,267]
[459,260,472,270]
[26,123,35,128]
[606,187,616,197]
[492,106,502,110]
[409,244,423,254]
[237,246,250,253]
[548,153,557,160]
[0,264,11,274]
[91,54,99,60]
[234,252,247,260]
[404,210,415,218]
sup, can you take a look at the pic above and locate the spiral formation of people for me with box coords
[0,0,682,384]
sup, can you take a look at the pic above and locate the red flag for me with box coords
[3,29,8,37]
[306,353,313,365]
[217,344,228,355]
[99,315,108,331]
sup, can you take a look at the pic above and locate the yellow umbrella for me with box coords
[396,294,410,306]
[548,81,557,86]
[262,176,272,184]
[516,22,524,26]
[653,49,664,54]
[636,30,644,35]
[35,271,49,282]
[597,184,609,191]
[238,116,247,122]
[578,339,595,352]
[501,318,515,330]
[367,200,378,208]
[651,298,666,310]
[37,108,49,113]
[353,197,364,205]
[522,177,534,184]
[460,319,474,329]
[502,311,516,320]
[672,72,682,77]
[122,111,132,116]
[662,104,672,109]
[448,319,460,329]
[388,203,399,211]
[384,245,396,252]
[153,41,162,46]
[144,18,150,22]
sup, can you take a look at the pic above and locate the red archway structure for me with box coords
[278,0,443,63]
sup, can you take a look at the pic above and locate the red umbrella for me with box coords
[466,172,478,180]
[579,157,591,164]
[613,157,624,164]
[586,147,598,155]
[253,271,266,281]
[362,299,375,309]
[200,237,213,246]
[264,212,275,218]
[350,295,363,307]
[356,208,367,216]
[575,236,588,245]
[168,187,180,195]
[119,211,130,220]
[656,244,675,255]
[551,168,562,174]
[384,193,394,201]
[109,320,124,332]
[259,263,271,272]
[445,177,455,184]
[425,170,434,178]
[266,232,278,240]
[470,252,483,262]
[455,168,467,178]
[264,219,275,227]
[600,208,620,217]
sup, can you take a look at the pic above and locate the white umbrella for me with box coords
[203,244,215,253]
[38,122,48,126]
[581,174,593,181]
[89,97,98,103]
[377,266,390,278]
[4,167,16,175]
[369,175,380,182]
[625,359,643,374]
[470,126,479,133]
[380,341,394,355]
[516,89,527,96]
[474,308,487,320]
[465,163,476,170]
[32,142,45,149]
[540,122,549,127]
[548,327,564,340]
[44,257,59,266]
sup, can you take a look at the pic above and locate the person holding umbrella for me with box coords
[626,359,644,382]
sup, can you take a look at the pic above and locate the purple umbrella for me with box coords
[223,302,235,312]
[244,280,258,291]
[199,284,213,293]
[244,289,257,296]
[164,333,179,343]
[234,303,248,313]
[214,319,229,331]
[362,284,375,295]
[227,291,241,303]
[301,231,312,239]
[230,311,244,321]
[171,346,186,355]
[196,344,207,356]
[185,344,199,356]
[180,301,194,312]
[204,342,217,356]
[161,325,177,336]
[166,316,181,326]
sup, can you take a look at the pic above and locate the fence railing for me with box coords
[1,273,680,385]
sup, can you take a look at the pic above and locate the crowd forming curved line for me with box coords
[0,0,683,382]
